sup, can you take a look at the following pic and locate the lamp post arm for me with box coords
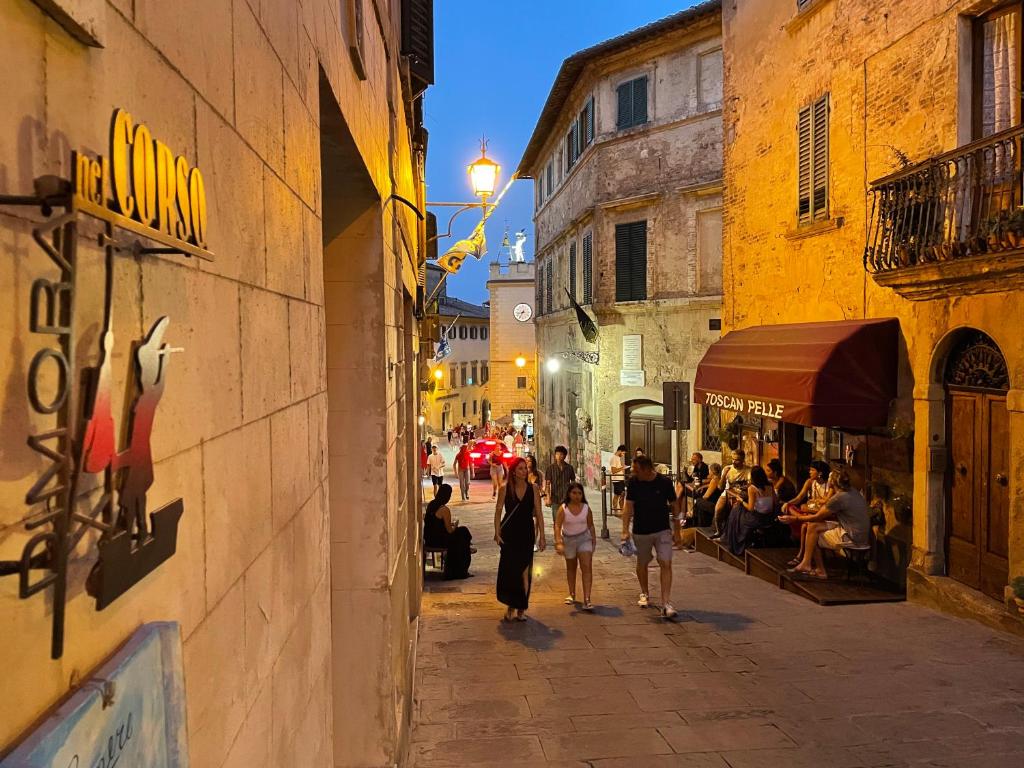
[426,202,496,242]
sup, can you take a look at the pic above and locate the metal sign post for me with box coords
[662,381,691,483]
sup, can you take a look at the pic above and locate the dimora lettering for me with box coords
[702,391,785,419]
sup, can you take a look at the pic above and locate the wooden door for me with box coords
[947,389,1010,600]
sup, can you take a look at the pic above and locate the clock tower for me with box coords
[486,259,537,440]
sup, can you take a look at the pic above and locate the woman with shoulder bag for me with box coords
[495,458,546,621]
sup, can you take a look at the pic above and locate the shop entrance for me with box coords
[624,400,671,468]
[944,331,1010,600]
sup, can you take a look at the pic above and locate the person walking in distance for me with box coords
[608,444,628,514]
[554,482,597,611]
[427,444,446,498]
[495,458,546,621]
[622,455,679,619]
[454,441,473,501]
[488,444,506,499]
[544,446,576,532]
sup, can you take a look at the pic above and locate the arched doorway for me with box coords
[624,400,671,468]
[945,331,1010,600]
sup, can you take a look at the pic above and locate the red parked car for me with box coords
[468,438,514,479]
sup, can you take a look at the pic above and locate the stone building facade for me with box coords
[517,2,723,483]
[721,0,1024,632]
[424,264,490,433]
[0,0,433,764]
[486,260,538,433]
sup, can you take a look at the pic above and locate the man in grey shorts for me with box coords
[621,455,679,618]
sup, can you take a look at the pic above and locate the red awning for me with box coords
[694,318,899,428]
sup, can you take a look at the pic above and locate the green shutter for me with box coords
[545,259,553,310]
[568,241,577,300]
[615,224,632,301]
[585,97,595,144]
[615,221,647,301]
[632,76,648,125]
[617,82,632,129]
[582,232,593,304]
[536,262,543,313]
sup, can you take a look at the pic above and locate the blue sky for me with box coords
[425,1,701,304]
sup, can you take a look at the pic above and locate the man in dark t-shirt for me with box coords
[622,455,679,619]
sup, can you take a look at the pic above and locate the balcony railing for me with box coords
[865,125,1024,274]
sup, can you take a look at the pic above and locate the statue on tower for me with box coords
[511,229,527,263]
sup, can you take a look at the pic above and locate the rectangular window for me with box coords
[583,96,595,146]
[797,94,829,223]
[973,5,1022,139]
[698,49,723,109]
[545,257,553,311]
[582,232,593,304]
[460,363,467,387]
[471,362,478,384]
[545,161,553,197]
[568,241,577,301]
[473,400,478,415]
[481,362,489,384]
[697,208,723,294]
[701,406,722,452]
[617,75,649,129]
[614,220,647,302]
[462,401,467,417]
[449,364,457,388]
[517,376,527,389]
[536,262,544,315]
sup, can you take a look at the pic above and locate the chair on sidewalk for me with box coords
[422,545,447,577]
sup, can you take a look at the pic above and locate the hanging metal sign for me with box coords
[0,107,207,659]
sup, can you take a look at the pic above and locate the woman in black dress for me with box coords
[424,484,473,579]
[494,457,545,621]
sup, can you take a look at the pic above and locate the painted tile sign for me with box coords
[0,623,188,768]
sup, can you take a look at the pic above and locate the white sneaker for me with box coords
[662,603,677,620]
[637,593,649,608]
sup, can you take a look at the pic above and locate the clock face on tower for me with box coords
[513,303,533,322]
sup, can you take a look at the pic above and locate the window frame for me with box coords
[971,3,1024,140]
[797,94,829,224]
[582,231,593,304]
[614,220,648,303]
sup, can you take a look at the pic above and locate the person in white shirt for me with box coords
[427,445,446,498]
[503,429,516,452]
[608,444,627,513]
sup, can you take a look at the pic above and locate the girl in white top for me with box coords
[554,482,597,611]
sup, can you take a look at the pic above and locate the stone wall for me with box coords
[723,0,1024,610]
[0,1,425,765]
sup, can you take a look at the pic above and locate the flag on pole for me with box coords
[433,333,452,363]
[565,289,598,343]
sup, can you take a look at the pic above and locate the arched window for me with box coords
[458,326,467,339]
[470,326,478,339]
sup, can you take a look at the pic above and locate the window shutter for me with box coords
[545,259,553,311]
[565,131,572,172]
[797,104,812,221]
[615,224,632,301]
[632,76,648,125]
[615,221,647,301]
[812,95,829,219]
[582,232,593,304]
[568,241,577,300]
[629,221,647,300]
[401,0,434,90]
[617,82,632,129]
[536,263,543,314]
[589,96,598,145]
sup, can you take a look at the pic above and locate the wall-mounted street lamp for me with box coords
[428,139,501,244]
[515,355,527,369]
[545,358,561,374]
[433,369,443,381]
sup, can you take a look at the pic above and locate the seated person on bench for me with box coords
[721,465,777,556]
[780,469,870,580]
[424,484,474,579]
[710,450,751,539]
[689,463,723,528]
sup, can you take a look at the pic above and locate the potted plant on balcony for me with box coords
[1011,576,1024,616]
[984,212,1007,252]
[1006,207,1024,249]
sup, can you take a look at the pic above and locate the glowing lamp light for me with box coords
[514,356,527,368]
[469,146,500,198]
[545,357,561,374]
[433,369,443,380]
[417,415,426,426]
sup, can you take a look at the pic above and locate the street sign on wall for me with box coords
[663,381,691,431]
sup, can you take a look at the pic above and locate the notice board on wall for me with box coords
[0,623,188,768]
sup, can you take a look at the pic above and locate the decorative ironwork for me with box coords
[865,125,1024,274]
[945,332,1009,391]
[0,174,190,659]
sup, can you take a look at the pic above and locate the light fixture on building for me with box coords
[515,355,527,368]
[545,357,561,374]
[433,369,443,380]
[418,415,426,426]
[469,139,500,199]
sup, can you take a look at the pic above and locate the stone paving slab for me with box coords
[410,478,1024,767]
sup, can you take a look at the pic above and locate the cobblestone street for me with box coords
[412,476,1024,768]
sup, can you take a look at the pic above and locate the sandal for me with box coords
[582,600,594,612]
[502,608,515,622]
[564,595,576,605]
[515,611,528,622]
[787,557,801,567]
